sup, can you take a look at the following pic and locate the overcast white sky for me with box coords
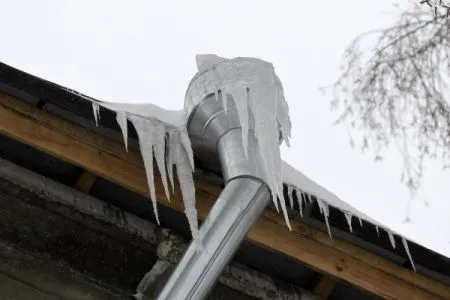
[1,0,449,258]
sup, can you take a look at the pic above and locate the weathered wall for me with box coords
[0,156,319,300]
[0,242,125,300]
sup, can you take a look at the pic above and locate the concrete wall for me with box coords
[0,157,319,300]
[0,242,124,300]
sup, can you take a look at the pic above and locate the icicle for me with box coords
[226,60,289,226]
[402,237,416,272]
[222,88,228,113]
[307,193,313,203]
[296,189,304,217]
[169,130,200,245]
[130,116,159,224]
[116,111,129,151]
[180,127,195,170]
[250,81,282,214]
[203,80,208,95]
[92,95,199,244]
[317,199,332,239]
[358,217,363,227]
[344,212,353,233]
[166,130,177,195]
[278,193,292,231]
[387,230,396,249]
[212,68,219,102]
[275,75,291,147]
[270,193,280,212]
[287,185,294,209]
[375,225,380,237]
[152,121,170,201]
[129,116,171,224]
[92,102,100,126]
[233,87,250,157]
[272,200,280,213]
[128,119,199,245]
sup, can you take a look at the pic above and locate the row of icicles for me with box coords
[90,78,415,271]
[93,101,200,245]
[286,183,416,271]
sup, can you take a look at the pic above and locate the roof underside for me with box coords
[0,61,449,300]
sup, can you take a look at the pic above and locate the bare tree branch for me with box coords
[332,3,450,191]
[420,0,450,17]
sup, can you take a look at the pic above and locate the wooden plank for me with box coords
[75,170,97,193]
[313,276,337,299]
[252,210,448,300]
[259,209,449,300]
[0,93,449,300]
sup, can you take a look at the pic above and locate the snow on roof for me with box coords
[99,102,186,128]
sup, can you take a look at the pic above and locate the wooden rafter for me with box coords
[75,170,97,193]
[313,275,337,299]
[0,93,449,300]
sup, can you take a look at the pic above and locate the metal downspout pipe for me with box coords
[157,76,274,299]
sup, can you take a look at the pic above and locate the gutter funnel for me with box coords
[157,59,284,300]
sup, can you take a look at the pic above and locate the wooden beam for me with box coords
[75,171,97,193]
[313,276,337,299]
[0,93,449,300]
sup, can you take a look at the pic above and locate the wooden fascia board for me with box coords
[0,93,449,300]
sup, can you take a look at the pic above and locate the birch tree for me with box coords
[331,1,450,191]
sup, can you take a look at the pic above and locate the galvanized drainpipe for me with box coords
[157,69,274,300]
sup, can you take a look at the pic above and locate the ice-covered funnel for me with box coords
[185,56,292,211]
[157,56,292,300]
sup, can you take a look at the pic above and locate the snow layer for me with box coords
[196,54,229,73]
[100,101,186,128]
